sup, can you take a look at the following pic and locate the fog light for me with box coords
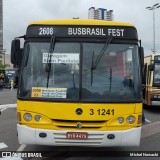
[23,113,32,122]
[107,134,115,139]
[118,117,124,124]
[39,133,47,138]
[127,116,136,124]
[35,115,41,121]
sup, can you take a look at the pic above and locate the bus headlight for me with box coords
[35,115,41,121]
[23,113,32,122]
[126,116,136,124]
[118,117,124,124]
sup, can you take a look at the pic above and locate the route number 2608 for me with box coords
[39,27,54,35]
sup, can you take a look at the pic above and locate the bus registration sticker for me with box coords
[32,87,67,98]
[66,132,88,139]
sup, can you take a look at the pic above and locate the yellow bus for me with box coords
[143,53,160,106]
[11,19,144,146]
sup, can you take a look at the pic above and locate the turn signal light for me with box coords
[138,115,142,124]
[17,112,21,121]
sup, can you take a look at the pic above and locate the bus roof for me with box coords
[29,19,135,27]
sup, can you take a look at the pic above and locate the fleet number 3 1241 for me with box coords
[90,109,115,115]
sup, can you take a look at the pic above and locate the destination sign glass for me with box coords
[26,25,138,39]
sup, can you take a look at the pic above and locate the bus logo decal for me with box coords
[76,122,82,129]
[76,108,83,115]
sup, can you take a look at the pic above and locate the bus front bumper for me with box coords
[17,124,141,147]
[151,101,160,106]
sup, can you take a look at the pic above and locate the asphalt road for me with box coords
[0,89,17,105]
[0,89,160,160]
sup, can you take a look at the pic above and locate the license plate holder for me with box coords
[66,132,88,139]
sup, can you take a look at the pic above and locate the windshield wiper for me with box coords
[90,37,112,86]
[45,35,56,88]
[91,51,94,86]
[109,68,112,92]
[91,36,112,70]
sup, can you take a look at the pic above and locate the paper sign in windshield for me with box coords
[43,53,79,64]
[32,87,67,98]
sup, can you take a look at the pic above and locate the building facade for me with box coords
[106,10,114,21]
[0,0,3,51]
[0,52,13,68]
[0,0,3,65]
[4,54,13,68]
[0,0,12,68]
[88,7,114,21]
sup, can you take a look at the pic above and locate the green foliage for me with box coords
[0,61,10,69]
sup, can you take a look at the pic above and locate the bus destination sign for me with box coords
[26,25,138,39]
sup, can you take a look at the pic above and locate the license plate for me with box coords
[66,132,88,139]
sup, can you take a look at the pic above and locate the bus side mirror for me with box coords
[139,47,144,67]
[149,64,154,71]
[139,47,145,83]
[11,39,21,66]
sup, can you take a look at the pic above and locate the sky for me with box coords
[3,0,160,55]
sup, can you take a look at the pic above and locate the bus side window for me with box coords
[143,64,147,85]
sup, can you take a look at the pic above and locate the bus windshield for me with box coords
[19,41,141,102]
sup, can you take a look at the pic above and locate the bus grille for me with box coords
[52,119,107,130]
[53,132,104,146]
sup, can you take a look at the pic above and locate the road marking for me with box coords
[17,144,27,152]
[0,143,8,149]
[0,104,16,109]
[0,104,26,156]
[0,155,23,160]
[145,118,151,123]
[0,104,16,113]
[0,108,7,112]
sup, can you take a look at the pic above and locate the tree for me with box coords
[0,60,10,69]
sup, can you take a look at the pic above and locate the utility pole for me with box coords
[3,49,6,65]
[146,3,160,54]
